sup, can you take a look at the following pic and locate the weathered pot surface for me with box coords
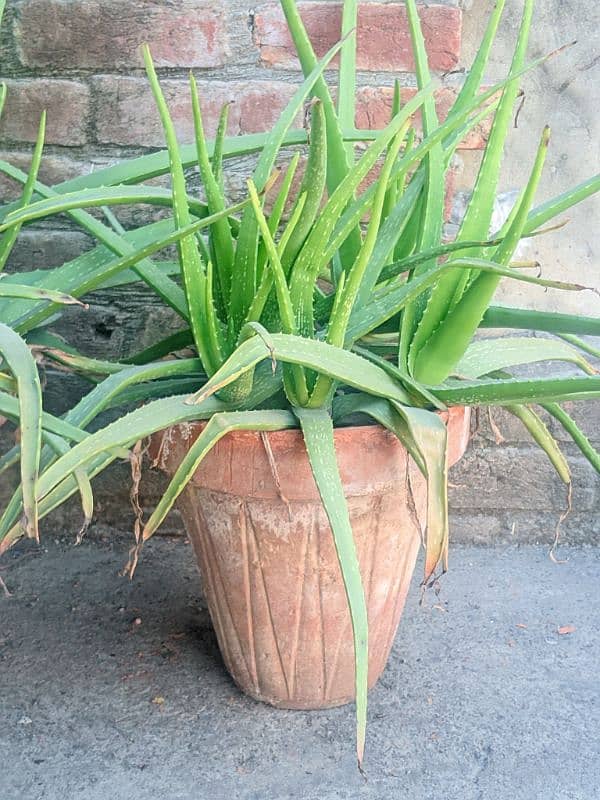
[150,406,471,710]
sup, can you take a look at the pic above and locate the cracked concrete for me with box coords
[1,534,598,800]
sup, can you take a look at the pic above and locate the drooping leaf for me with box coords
[294,406,368,768]
[506,404,570,484]
[143,410,296,540]
[0,323,42,540]
[543,402,600,473]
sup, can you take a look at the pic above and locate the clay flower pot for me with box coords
[151,407,470,709]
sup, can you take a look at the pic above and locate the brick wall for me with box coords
[0,2,468,188]
[0,0,598,545]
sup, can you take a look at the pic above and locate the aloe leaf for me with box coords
[43,431,94,538]
[64,359,202,429]
[326,122,408,348]
[310,124,408,405]
[0,283,86,306]
[347,253,585,344]
[144,47,217,374]
[22,395,223,511]
[400,0,446,373]
[387,401,449,580]
[294,406,368,768]
[0,363,283,544]
[434,375,600,406]
[0,444,20,476]
[0,370,16,392]
[281,101,327,271]
[557,334,600,360]
[212,102,231,190]
[524,173,600,235]
[0,163,189,318]
[230,36,347,335]
[543,402,600,473]
[0,390,93,444]
[506,404,571,484]
[290,87,432,338]
[279,0,363,273]
[0,451,116,555]
[279,0,353,194]
[0,112,46,270]
[412,125,551,384]
[247,180,309,405]
[190,73,235,309]
[189,333,413,408]
[445,0,506,125]
[455,336,597,378]
[0,324,42,539]
[143,409,296,540]
[268,154,301,237]
[0,185,207,233]
[125,329,195,365]
[104,377,202,408]
[456,0,534,253]
[380,82,408,230]
[481,306,600,336]
[5,198,249,337]
[313,176,392,290]
[203,259,227,364]
[247,192,307,327]
[351,344,445,410]
[247,182,297,336]
[0,133,315,216]
[255,154,301,282]
[378,236,501,285]
[407,0,534,367]
[354,176,423,308]
[36,347,128,378]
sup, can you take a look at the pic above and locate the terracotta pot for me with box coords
[151,406,470,710]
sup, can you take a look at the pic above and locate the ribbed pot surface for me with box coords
[151,406,470,709]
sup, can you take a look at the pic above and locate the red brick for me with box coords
[92,77,296,147]
[355,87,492,150]
[0,151,89,200]
[16,0,228,70]
[253,2,461,72]
[0,80,90,146]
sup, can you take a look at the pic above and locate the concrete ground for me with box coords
[1,534,598,800]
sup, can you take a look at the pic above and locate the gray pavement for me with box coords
[1,534,598,800]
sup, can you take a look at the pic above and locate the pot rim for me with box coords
[156,404,468,438]
[150,406,471,477]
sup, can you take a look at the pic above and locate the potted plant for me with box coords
[1,0,600,767]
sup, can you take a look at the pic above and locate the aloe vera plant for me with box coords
[1,0,600,767]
